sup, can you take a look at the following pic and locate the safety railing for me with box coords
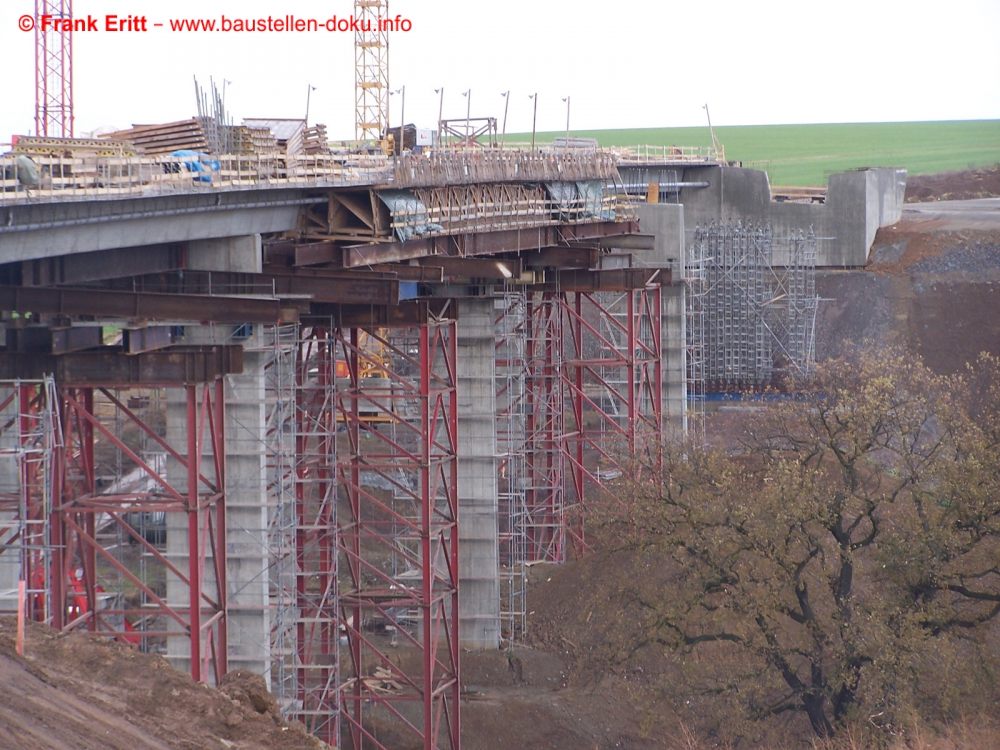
[613,144,724,164]
[0,147,623,207]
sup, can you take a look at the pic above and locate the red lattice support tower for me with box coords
[523,292,566,563]
[293,326,340,743]
[335,305,461,750]
[559,286,663,555]
[49,382,228,684]
[35,0,74,138]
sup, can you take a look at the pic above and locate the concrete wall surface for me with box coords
[639,165,907,268]
[633,202,685,271]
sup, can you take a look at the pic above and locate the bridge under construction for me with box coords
[0,2,909,747]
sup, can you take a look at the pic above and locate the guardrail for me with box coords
[613,144,724,164]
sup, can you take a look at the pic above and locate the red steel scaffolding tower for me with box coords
[519,285,663,562]
[560,287,662,554]
[335,304,460,750]
[35,0,74,138]
[50,381,228,684]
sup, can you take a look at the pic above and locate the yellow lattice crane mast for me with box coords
[355,0,391,153]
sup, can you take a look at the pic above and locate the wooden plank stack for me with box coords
[302,125,330,155]
[101,119,210,155]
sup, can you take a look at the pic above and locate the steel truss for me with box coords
[559,288,662,554]
[0,379,58,622]
[335,310,461,750]
[519,286,663,562]
[523,292,566,563]
[35,0,74,138]
[49,381,228,684]
[354,0,389,144]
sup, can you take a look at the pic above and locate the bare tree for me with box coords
[593,349,1000,739]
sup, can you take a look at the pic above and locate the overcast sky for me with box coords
[2,0,998,145]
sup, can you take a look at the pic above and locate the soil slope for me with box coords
[0,617,326,750]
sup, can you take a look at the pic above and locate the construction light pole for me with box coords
[434,87,444,147]
[529,93,538,151]
[462,89,471,147]
[305,84,315,124]
[500,91,509,151]
[390,86,405,154]
[562,95,570,150]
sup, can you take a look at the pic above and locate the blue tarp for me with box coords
[171,150,221,183]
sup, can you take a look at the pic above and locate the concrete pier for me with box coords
[456,298,501,649]
[165,326,272,680]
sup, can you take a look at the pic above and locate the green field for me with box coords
[511,120,1000,186]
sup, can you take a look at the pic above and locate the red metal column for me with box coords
[293,326,339,743]
[48,381,228,682]
[335,312,460,750]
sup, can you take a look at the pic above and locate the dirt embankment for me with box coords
[904,164,1000,203]
[817,219,1000,374]
[0,617,326,750]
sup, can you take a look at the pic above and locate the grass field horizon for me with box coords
[506,119,1000,186]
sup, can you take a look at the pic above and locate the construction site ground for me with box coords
[2,165,999,750]
[0,616,326,750]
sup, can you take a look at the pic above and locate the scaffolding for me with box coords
[45,379,229,683]
[770,228,819,377]
[523,292,566,564]
[685,221,820,418]
[559,288,662,554]
[0,379,58,622]
[287,323,341,743]
[494,286,528,645]
[335,306,460,750]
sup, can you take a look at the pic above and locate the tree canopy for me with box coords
[594,349,1000,740]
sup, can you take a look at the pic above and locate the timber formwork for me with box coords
[335,305,461,750]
